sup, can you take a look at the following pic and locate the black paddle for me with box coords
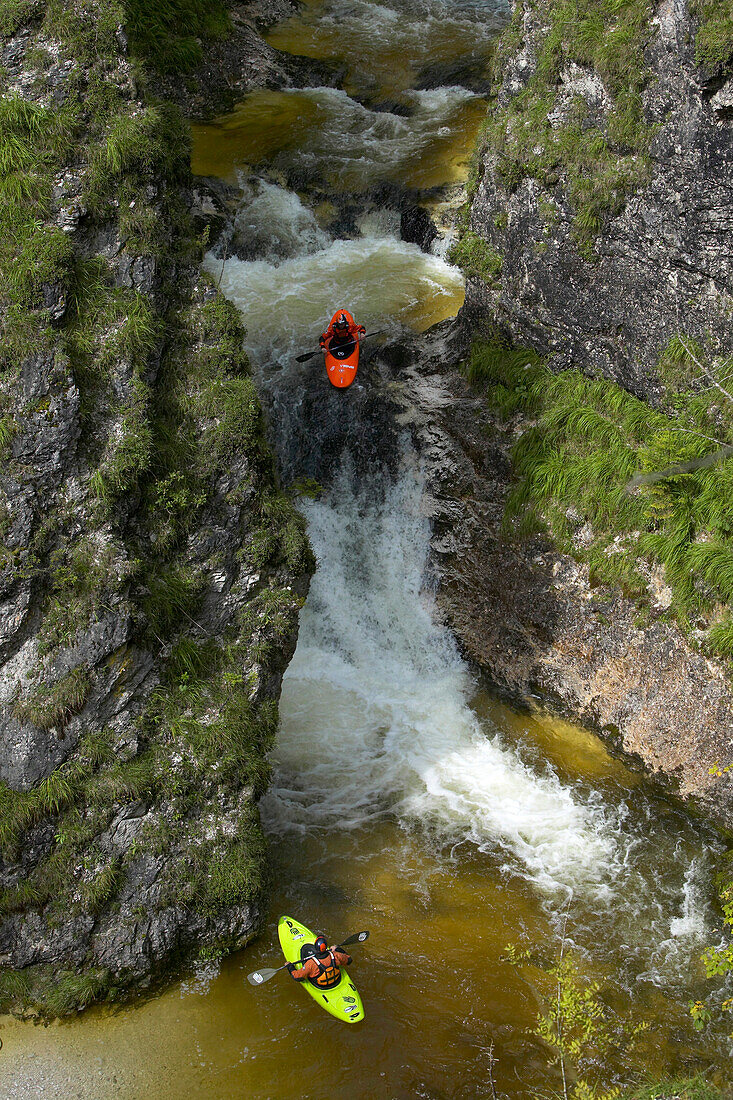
[246,930,369,986]
[295,330,387,363]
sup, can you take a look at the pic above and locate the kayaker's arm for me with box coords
[287,961,311,982]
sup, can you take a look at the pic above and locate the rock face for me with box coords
[464,0,733,400]
[0,1,312,1015]
[401,0,733,826]
[392,325,733,828]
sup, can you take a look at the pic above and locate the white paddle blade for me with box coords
[247,967,277,986]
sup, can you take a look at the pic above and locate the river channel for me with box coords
[2,0,732,1096]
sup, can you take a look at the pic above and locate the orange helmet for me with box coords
[334,313,350,331]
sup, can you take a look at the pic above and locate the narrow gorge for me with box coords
[1,1,732,1098]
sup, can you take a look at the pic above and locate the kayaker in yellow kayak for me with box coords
[287,935,353,989]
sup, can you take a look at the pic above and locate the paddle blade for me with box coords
[247,966,279,986]
[340,930,369,947]
[295,350,318,362]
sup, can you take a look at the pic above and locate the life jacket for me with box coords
[308,949,342,990]
[321,309,364,349]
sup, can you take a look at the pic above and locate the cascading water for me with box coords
[4,0,730,1094]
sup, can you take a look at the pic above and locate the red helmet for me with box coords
[314,935,329,955]
[335,313,349,330]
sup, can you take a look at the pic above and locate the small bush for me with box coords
[690,0,733,73]
[142,565,204,640]
[86,104,189,207]
[41,968,111,1015]
[123,0,231,74]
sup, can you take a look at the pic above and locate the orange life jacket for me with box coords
[320,309,365,349]
[309,949,342,990]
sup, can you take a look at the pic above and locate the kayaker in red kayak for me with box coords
[319,309,366,358]
[286,935,353,989]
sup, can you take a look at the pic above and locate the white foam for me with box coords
[247,85,481,190]
[229,179,330,263]
[269,0,509,97]
[204,234,463,366]
[261,462,622,898]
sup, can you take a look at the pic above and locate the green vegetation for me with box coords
[471,334,733,1043]
[690,0,733,73]
[467,336,733,649]
[482,0,656,253]
[449,230,502,283]
[505,940,648,1100]
[625,1081,726,1100]
[123,0,231,75]
[0,94,75,363]
[0,964,113,1016]
[13,666,91,730]
[0,0,310,1018]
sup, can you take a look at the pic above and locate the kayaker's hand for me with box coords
[286,962,296,973]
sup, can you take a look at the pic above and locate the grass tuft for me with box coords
[13,666,92,730]
[449,231,502,283]
[468,335,733,628]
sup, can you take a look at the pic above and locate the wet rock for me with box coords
[398,326,733,830]
[400,205,438,252]
[0,0,316,1014]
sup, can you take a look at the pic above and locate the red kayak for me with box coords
[325,336,359,388]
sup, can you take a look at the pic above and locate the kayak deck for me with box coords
[325,337,359,388]
[278,915,365,1024]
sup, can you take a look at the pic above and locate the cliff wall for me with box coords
[463,0,733,399]
[434,0,733,825]
[0,0,312,1014]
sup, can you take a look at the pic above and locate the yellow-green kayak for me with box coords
[277,915,365,1024]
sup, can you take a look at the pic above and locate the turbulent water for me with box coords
[4,0,731,1095]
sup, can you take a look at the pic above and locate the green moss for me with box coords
[483,0,655,251]
[449,230,503,283]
